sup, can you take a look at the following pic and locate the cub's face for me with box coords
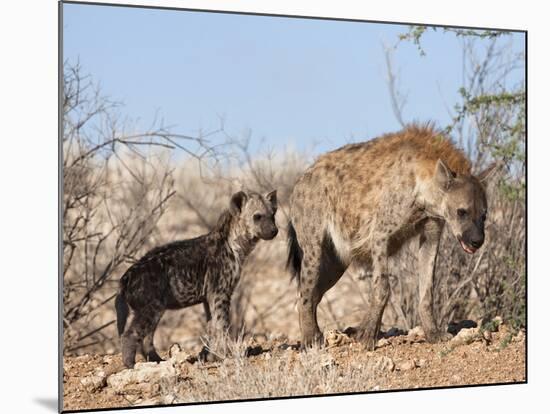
[229,190,278,240]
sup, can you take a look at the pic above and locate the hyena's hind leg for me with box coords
[298,233,347,348]
[141,310,165,363]
[121,307,164,368]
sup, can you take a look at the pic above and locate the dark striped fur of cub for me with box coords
[115,190,278,368]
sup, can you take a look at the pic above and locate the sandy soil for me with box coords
[62,324,526,412]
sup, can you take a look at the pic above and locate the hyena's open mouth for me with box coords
[458,238,478,254]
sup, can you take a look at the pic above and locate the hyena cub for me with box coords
[115,190,278,368]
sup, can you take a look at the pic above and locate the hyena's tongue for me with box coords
[460,240,477,254]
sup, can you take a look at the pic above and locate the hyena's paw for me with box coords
[300,332,324,351]
[146,351,164,363]
[121,339,137,368]
[122,355,136,369]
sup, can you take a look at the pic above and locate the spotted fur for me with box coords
[288,124,496,349]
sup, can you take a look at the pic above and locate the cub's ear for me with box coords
[265,190,277,211]
[229,191,248,216]
[434,159,455,190]
[477,161,500,184]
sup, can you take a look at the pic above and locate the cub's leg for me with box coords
[200,289,233,361]
[121,306,164,368]
[141,309,165,363]
[207,290,231,336]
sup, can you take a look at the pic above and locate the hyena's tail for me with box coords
[286,221,303,285]
[115,290,129,336]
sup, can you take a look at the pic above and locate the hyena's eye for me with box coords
[457,208,468,218]
[253,213,263,222]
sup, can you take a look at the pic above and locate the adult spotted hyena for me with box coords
[116,190,278,368]
[287,124,495,349]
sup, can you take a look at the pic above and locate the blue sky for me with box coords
[62,3,525,157]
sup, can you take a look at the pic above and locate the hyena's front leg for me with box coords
[206,290,232,338]
[200,290,233,361]
[417,218,447,343]
[360,237,391,350]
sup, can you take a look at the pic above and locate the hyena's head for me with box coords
[433,159,497,254]
[229,190,278,240]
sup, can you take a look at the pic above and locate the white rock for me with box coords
[170,349,192,365]
[407,326,426,342]
[107,361,177,394]
[450,327,480,346]
[324,330,352,348]
[80,368,107,392]
[397,360,417,371]
[372,356,395,373]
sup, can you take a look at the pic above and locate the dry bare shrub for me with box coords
[62,62,219,354]
[61,63,316,355]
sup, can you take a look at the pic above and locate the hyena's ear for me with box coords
[477,161,500,184]
[265,190,277,211]
[229,191,248,216]
[434,159,456,190]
